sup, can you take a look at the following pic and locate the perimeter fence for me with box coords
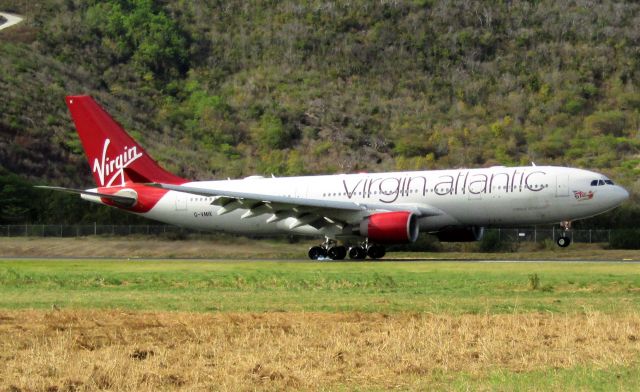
[488,227,612,244]
[0,224,190,238]
[0,224,615,244]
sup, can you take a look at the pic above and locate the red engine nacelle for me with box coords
[359,211,419,244]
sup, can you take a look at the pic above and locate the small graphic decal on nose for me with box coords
[572,190,594,201]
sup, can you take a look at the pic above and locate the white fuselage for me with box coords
[83,165,629,238]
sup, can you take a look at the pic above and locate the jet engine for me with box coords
[435,226,484,242]
[358,211,419,243]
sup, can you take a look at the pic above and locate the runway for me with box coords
[1,256,637,263]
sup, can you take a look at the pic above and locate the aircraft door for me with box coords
[175,194,188,211]
[555,174,569,197]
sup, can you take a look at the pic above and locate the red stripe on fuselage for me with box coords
[97,183,173,213]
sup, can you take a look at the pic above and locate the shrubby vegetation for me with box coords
[608,229,640,249]
[478,230,511,253]
[0,0,639,224]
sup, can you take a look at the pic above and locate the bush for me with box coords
[528,274,540,290]
[85,0,189,81]
[255,113,299,150]
[478,230,509,252]
[608,230,640,249]
[563,97,585,114]
[584,111,627,136]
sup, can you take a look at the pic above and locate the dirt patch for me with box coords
[0,310,638,390]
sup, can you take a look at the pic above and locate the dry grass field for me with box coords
[1,310,639,391]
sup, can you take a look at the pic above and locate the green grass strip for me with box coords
[1,259,639,313]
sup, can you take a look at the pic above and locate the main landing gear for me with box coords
[308,239,386,261]
[556,220,572,248]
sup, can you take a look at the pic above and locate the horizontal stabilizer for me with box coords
[34,186,137,207]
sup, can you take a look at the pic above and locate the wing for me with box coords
[148,182,443,230]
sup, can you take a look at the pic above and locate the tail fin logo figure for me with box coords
[93,138,143,187]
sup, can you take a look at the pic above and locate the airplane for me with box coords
[37,95,629,260]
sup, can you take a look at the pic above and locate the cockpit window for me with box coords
[591,179,615,186]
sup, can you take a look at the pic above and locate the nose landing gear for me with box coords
[556,220,572,247]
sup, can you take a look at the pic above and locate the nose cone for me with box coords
[615,186,630,205]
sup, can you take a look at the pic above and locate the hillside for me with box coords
[0,0,639,224]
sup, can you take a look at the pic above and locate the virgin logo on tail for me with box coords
[93,138,143,187]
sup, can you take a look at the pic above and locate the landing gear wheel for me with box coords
[327,245,347,260]
[557,221,572,248]
[308,246,327,260]
[557,236,571,248]
[348,246,367,260]
[367,244,386,259]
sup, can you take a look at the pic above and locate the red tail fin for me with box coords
[66,96,185,187]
